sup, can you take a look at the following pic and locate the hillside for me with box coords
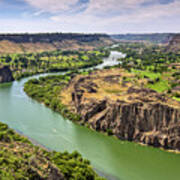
[0,33,113,54]
[0,49,109,81]
[0,121,105,179]
[111,33,175,43]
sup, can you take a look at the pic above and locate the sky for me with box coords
[0,0,179,34]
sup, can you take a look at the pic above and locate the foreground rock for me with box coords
[0,66,14,83]
[61,69,180,151]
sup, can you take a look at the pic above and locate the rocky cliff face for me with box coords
[61,69,180,151]
[0,66,14,83]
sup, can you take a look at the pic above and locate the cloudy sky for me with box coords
[0,0,179,34]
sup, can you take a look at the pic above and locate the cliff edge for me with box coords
[61,69,180,151]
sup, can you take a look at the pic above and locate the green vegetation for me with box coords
[112,42,180,101]
[24,72,82,122]
[0,121,105,179]
[0,49,109,80]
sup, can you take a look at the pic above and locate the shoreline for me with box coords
[14,127,118,180]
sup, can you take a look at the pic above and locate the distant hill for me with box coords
[0,33,113,54]
[0,33,110,43]
[111,33,177,43]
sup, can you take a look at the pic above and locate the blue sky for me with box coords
[0,0,179,33]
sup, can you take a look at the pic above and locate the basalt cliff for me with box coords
[61,69,180,151]
[0,66,14,83]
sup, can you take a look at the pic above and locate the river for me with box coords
[0,51,180,180]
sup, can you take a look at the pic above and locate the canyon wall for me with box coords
[0,33,113,54]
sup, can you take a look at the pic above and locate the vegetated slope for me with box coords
[0,33,113,54]
[0,49,109,81]
[0,121,105,179]
[61,69,180,151]
[167,34,180,53]
[111,33,175,43]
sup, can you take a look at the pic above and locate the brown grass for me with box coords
[61,68,180,109]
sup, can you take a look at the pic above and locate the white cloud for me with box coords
[50,0,180,24]
[2,0,179,33]
[85,0,145,14]
[23,0,180,21]
[24,0,79,12]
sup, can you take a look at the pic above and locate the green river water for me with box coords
[0,51,180,180]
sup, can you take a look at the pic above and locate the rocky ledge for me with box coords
[0,66,14,83]
[61,69,180,151]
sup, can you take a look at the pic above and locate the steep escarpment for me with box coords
[0,66,14,83]
[0,33,109,43]
[0,33,113,54]
[61,69,180,151]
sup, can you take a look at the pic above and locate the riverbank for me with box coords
[0,121,104,179]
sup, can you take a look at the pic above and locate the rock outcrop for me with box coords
[61,69,180,151]
[0,66,14,83]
